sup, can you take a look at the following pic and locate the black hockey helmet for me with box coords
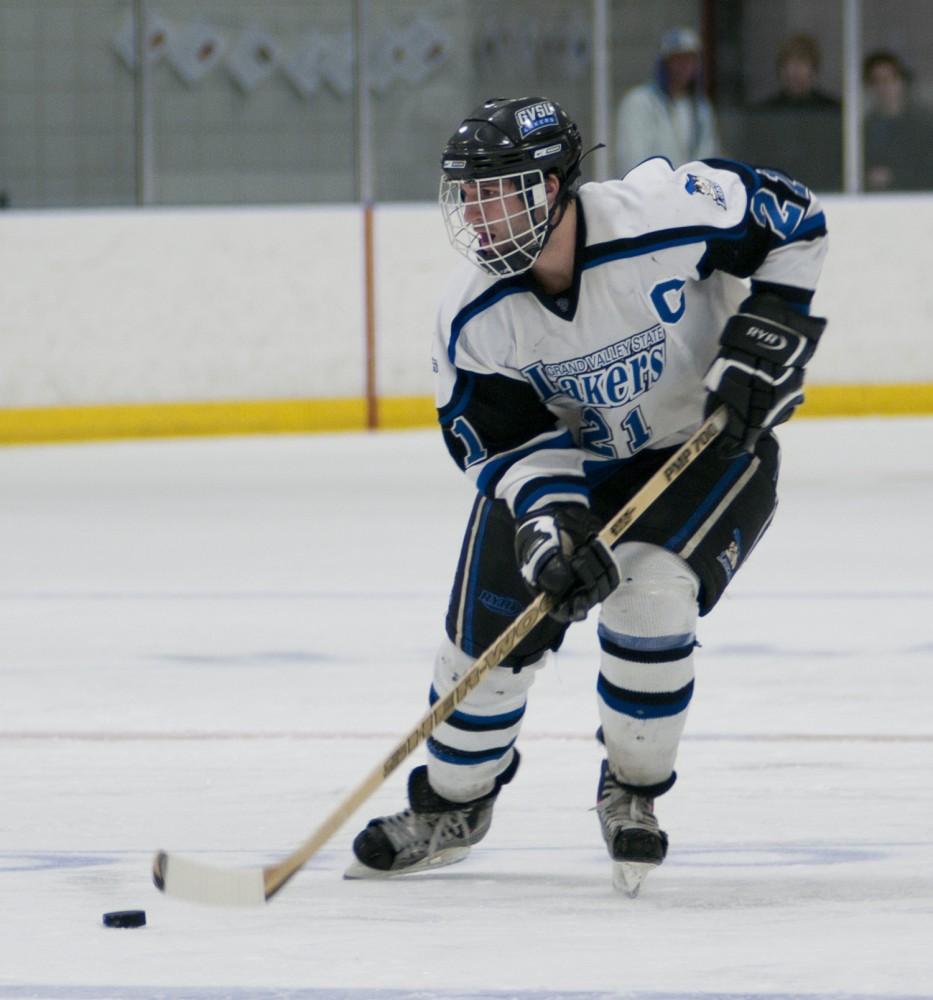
[439,98,583,276]
[440,96,583,191]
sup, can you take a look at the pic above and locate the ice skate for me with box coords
[345,765,499,879]
[595,760,668,897]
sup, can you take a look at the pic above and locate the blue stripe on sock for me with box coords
[597,623,695,652]
[429,686,526,732]
[427,736,516,765]
[599,633,695,664]
[597,675,694,719]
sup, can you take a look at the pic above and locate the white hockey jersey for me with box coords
[433,156,828,518]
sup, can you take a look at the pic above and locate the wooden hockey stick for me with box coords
[152,406,727,906]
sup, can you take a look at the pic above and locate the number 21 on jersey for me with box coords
[581,405,652,458]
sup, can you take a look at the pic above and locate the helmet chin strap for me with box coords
[530,142,604,264]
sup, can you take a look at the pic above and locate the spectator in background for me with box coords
[743,32,842,191]
[863,50,933,191]
[615,26,720,177]
[760,33,840,109]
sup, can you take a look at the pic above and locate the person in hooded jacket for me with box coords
[615,26,721,177]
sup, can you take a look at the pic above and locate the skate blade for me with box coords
[343,846,470,880]
[611,860,657,897]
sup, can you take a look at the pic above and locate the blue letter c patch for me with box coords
[651,278,686,323]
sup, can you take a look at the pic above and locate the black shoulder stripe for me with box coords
[583,221,744,271]
[749,280,814,306]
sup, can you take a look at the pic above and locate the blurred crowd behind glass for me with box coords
[0,0,931,209]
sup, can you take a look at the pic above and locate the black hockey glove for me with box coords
[514,505,619,624]
[704,293,827,457]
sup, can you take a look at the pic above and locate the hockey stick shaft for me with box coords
[153,406,727,905]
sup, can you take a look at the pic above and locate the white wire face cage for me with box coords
[439,169,550,277]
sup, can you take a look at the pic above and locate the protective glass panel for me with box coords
[609,0,714,179]
[710,0,845,193]
[861,0,933,192]
[0,0,135,208]
[369,0,597,201]
[149,0,355,205]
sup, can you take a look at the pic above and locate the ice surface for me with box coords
[1,418,932,999]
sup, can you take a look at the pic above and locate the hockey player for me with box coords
[347,97,828,893]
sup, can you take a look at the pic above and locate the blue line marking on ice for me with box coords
[0,988,927,1000]
[153,651,334,666]
[2,588,932,602]
[0,852,119,873]
[0,842,897,881]
[666,844,887,868]
[0,850,294,876]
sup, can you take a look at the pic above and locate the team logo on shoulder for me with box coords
[515,101,559,138]
[685,173,727,210]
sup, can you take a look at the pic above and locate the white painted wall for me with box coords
[1,194,930,409]
[0,206,364,406]
[810,195,933,383]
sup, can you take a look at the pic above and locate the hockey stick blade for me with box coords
[152,407,727,906]
[152,851,266,907]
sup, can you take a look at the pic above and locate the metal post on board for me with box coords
[133,0,155,205]
[592,0,611,182]
[354,0,378,430]
[842,0,864,194]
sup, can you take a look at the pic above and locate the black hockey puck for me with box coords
[102,909,146,928]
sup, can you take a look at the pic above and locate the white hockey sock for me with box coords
[596,542,699,792]
[426,635,543,803]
